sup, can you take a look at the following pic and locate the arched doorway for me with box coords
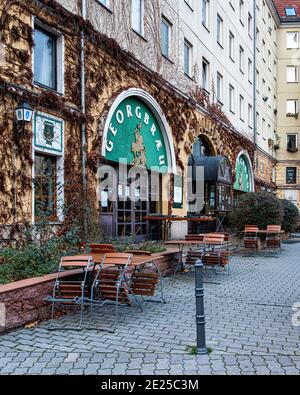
[188,136,233,233]
[233,151,254,205]
[99,88,176,241]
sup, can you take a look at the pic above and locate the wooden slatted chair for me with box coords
[202,233,230,275]
[127,250,165,304]
[266,225,282,253]
[49,255,94,329]
[185,234,204,242]
[90,253,141,331]
[244,225,259,252]
[89,244,115,254]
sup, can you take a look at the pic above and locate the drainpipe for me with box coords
[80,0,88,238]
[253,0,258,189]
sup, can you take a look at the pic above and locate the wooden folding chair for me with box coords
[90,253,141,331]
[266,225,282,254]
[89,244,115,254]
[48,255,94,330]
[202,234,230,275]
[244,226,259,253]
[126,250,165,304]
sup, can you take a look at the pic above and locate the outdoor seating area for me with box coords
[47,245,166,331]
[243,225,283,255]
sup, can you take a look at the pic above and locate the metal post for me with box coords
[195,259,208,355]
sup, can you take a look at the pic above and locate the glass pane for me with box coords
[34,154,57,220]
[34,27,56,89]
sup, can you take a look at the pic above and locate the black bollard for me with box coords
[195,259,208,355]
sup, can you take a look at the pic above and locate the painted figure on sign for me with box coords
[132,124,147,167]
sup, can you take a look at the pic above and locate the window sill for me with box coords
[33,81,63,97]
[184,73,194,81]
[202,22,210,34]
[132,29,147,42]
[162,54,174,64]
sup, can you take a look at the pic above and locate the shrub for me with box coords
[229,192,284,232]
[281,199,300,233]
[0,220,81,284]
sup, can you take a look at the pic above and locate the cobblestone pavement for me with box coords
[0,242,300,375]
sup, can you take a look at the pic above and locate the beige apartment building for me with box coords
[274,0,300,208]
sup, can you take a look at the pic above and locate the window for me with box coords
[98,0,110,7]
[217,72,223,102]
[287,32,299,49]
[239,46,244,73]
[34,25,57,90]
[285,7,297,17]
[239,0,244,25]
[229,31,235,61]
[287,99,298,115]
[239,95,245,121]
[248,58,253,83]
[34,154,57,220]
[286,167,297,184]
[229,84,235,113]
[248,13,253,38]
[217,14,223,46]
[202,58,209,91]
[287,66,299,83]
[248,104,253,128]
[132,0,144,36]
[161,17,171,58]
[287,134,298,152]
[202,0,210,28]
[184,39,192,76]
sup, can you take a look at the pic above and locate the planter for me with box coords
[0,250,180,334]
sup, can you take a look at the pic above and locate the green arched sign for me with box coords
[234,155,252,193]
[104,97,169,173]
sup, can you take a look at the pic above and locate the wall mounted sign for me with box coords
[173,174,183,209]
[104,96,169,173]
[34,112,64,154]
[234,154,252,193]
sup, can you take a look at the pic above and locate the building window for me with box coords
[286,167,297,184]
[34,154,57,220]
[161,17,171,58]
[34,25,57,90]
[229,84,235,113]
[287,66,299,83]
[229,31,235,61]
[248,104,253,128]
[287,32,299,49]
[248,13,253,38]
[202,0,210,29]
[239,95,245,121]
[239,0,244,25]
[216,72,223,102]
[239,46,244,73]
[217,14,223,46]
[202,58,209,91]
[287,134,298,152]
[184,39,192,76]
[287,99,298,116]
[132,0,144,36]
[285,7,297,17]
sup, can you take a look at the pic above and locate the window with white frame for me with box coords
[287,134,298,151]
[287,99,298,115]
[287,65,299,83]
[217,72,223,102]
[184,39,192,76]
[34,22,64,93]
[239,46,244,73]
[229,31,235,61]
[202,0,210,29]
[217,14,223,46]
[229,84,235,113]
[132,0,144,36]
[202,58,209,91]
[239,95,245,121]
[287,32,299,49]
[161,17,171,58]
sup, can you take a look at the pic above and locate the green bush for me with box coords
[229,192,284,232]
[281,199,300,233]
[0,220,81,284]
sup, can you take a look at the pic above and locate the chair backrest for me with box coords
[244,225,259,234]
[267,225,281,234]
[102,253,133,266]
[90,244,115,253]
[185,234,204,241]
[203,233,225,245]
[60,255,94,269]
[126,250,152,256]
